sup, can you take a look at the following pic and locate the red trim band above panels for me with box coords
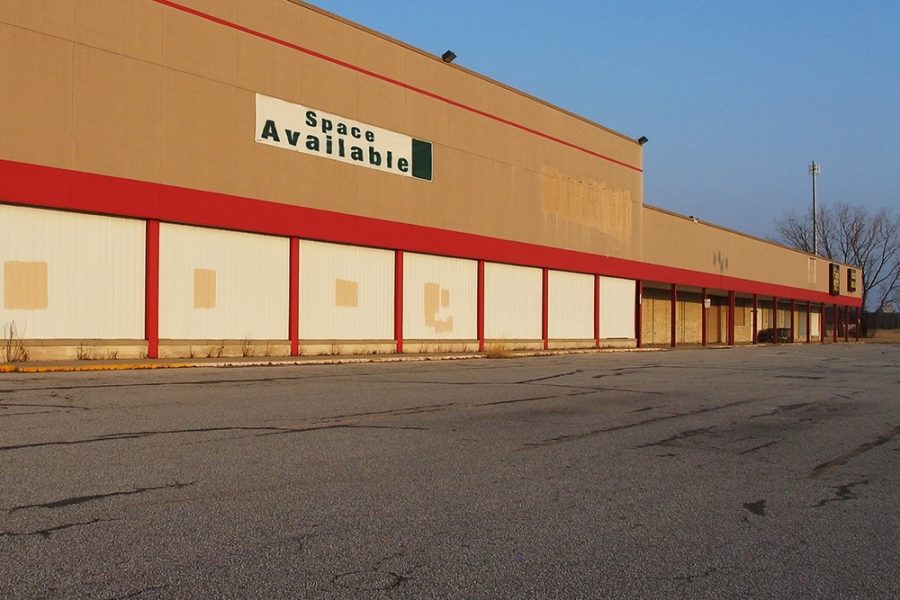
[149,0,642,174]
[0,159,861,308]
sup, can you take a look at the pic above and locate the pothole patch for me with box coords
[333,570,405,591]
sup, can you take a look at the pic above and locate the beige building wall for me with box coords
[598,276,635,339]
[158,223,289,340]
[0,0,643,262]
[402,253,477,340]
[642,206,862,300]
[0,0,863,359]
[0,204,145,340]
[548,270,594,340]
[484,263,542,340]
[298,240,394,340]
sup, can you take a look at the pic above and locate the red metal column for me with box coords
[832,304,838,343]
[635,280,643,348]
[820,303,826,344]
[728,291,736,345]
[855,306,861,341]
[144,220,160,359]
[752,294,758,344]
[477,260,485,352]
[790,299,795,342]
[701,287,708,346]
[594,274,600,348]
[394,250,404,353]
[670,284,677,347]
[844,305,849,342]
[772,296,779,344]
[289,237,299,356]
[542,268,549,350]
[805,300,811,343]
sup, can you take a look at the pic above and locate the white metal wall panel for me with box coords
[403,253,477,340]
[548,270,594,339]
[299,241,394,340]
[599,276,636,339]
[0,204,145,339]
[810,307,820,336]
[484,263,542,339]
[158,223,289,340]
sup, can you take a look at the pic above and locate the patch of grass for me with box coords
[3,322,29,362]
[206,342,225,358]
[485,344,513,359]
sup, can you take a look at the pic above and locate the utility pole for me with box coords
[809,161,820,255]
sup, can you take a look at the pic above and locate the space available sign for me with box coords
[255,94,433,181]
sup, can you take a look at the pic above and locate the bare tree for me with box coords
[775,203,900,325]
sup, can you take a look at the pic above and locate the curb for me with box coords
[0,347,664,374]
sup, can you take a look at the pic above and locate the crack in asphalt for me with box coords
[743,499,767,516]
[7,482,196,513]
[635,426,716,449]
[0,517,118,539]
[515,369,582,384]
[0,410,63,418]
[474,389,596,407]
[521,382,666,395]
[0,402,446,454]
[0,362,513,395]
[628,405,662,413]
[812,479,870,508]
[519,397,772,450]
[738,440,779,455]
[0,426,301,452]
[674,566,718,583]
[748,402,816,419]
[0,402,89,410]
[101,585,168,600]
[807,424,900,478]
[331,552,417,592]
[339,424,431,431]
[310,402,454,422]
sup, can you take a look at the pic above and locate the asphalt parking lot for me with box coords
[1,343,898,599]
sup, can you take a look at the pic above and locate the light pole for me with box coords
[809,161,820,255]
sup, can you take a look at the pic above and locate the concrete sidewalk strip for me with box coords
[0,347,665,374]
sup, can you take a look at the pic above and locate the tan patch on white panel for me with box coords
[540,166,633,243]
[335,279,359,308]
[3,261,48,310]
[423,282,453,334]
[193,268,216,309]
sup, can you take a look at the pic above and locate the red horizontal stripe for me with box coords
[149,0,642,173]
[0,159,860,307]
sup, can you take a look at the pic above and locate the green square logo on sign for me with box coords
[255,94,433,182]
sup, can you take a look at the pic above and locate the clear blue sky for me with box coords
[311,0,899,238]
